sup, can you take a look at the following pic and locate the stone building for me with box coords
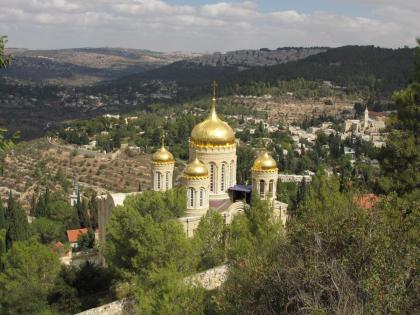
[344,106,386,135]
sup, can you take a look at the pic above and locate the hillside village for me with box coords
[0,94,388,213]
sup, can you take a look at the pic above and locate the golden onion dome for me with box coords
[252,151,278,172]
[152,145,174,164]
[183,158,208,178]
[190,83,235,147]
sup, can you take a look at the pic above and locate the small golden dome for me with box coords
[183,158,208,178]
[252,151,278,172]
[152,145,174,164]
[190,82,235,147]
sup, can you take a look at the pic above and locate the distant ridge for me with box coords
[187,47,327,67]
[111,45,413,99]
[0,47,200,85]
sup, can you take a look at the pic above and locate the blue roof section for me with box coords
[229,185,252,193]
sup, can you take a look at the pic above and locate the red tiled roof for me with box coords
[355,194,380,210]
[52,241,64,251]
[66,228,88,243]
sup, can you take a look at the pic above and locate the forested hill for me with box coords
[221,45,414,98]
[111,45,414,100]
[187,47,327,67]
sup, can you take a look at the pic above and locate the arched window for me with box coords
[269,180,274,198]
[221,163,226,191]
[259,180,265,198]
[199,188,204,207]
[156,172,161,190]
[165,172,170,190]
[210,163,216,193]
[189,188,195,208]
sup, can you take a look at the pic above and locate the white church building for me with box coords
[97,83,288,250]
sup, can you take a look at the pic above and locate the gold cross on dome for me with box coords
[212,80,218,99]
[161,131,165,147]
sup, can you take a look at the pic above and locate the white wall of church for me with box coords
[252,171,278,202]
[190,144,237,200]
[183,176,210,216]
[151,163,174,192]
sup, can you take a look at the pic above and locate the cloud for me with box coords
[269,10,306,24]
[200,1,257,19]
[0,0,418,51]
[113,0,194,16]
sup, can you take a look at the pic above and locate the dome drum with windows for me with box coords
[252,151,278,173]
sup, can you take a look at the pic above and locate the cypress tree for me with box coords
[0,228,6,271]
[44,186,51,215]
[88,192,98,229]
[0,198,6,230]
[6,192,29,249]
[82,199,90,228]
[29,194,36,217]
[75,191,88,228]
[34,190,47,218]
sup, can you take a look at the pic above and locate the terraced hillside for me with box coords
[0,138,156,208]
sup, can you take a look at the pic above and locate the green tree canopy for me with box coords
[104,192,202,314]
[193,209,226,271]
[0,238,60,314]
[217,174,419,314]
[104,206,197,280]
[378,39,420,199]
[122,188,186,222]
[31,217,65,244]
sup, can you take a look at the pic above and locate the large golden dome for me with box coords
[252,151,278,172]
[183,158,208,178]
[152,145,174,164]
[190,85,235,147]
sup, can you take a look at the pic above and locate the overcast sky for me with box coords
[0,0,418,52]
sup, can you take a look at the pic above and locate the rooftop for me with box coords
[66,228,88,243]
[355,193,380,210]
